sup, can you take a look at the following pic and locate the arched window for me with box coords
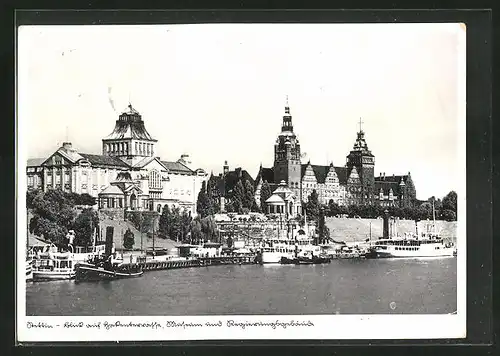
[149,169,161,189]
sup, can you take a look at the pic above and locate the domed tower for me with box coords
[346,118,375,204]
[273,97,302,198]
[102,104,158,166]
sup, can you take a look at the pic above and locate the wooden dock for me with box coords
[122,256,256,272]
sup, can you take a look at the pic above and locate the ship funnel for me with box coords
[382,209,389,239]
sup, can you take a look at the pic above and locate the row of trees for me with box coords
[197,179,260,218]
[27,189,98,247]
[158,205,219,245]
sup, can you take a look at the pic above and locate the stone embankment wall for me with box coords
[325,217,457,244]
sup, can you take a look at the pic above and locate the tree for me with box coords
[29,189,76,246]
[232,180,245,214]
[72,208,99,247]
[440,209,457,222]
[260,181,272,214]
[123,228,135,250]
[327,199,340,217]
[305,190,320,222]
[158,205,171,238]
[196,181,212,218]
[201,216,218,242]
[78,193,97,206]
[442,191,457,213]
[243,180,255,211]
[180,210,192,243]
[27,190,42,209]
[190,217,203,244]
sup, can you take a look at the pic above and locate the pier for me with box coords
[121,256,256,272]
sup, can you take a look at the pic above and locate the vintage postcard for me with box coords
[16,23,466,342]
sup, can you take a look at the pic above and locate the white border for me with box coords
[16,23,467,342]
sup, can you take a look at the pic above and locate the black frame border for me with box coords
[5,6,494,355]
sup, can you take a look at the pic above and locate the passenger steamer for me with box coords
[260,221,320,264]
[369,203,455,258]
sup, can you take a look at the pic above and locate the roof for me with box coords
[27,158,45,167]
[256,167,275,185]
[374,175,409,196]
[28,235,50,247]
[79,153,130,168]
[114,171,134,182]
[375,174,408,184]
[209,168,255,197]
[334,166,349,185]
[301,164,349,185]
[104,105,156,141]
[161,161,194,174]
[98,185,124,195]
[266,194,285,204]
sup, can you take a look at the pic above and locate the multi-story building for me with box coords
[26,104,208,215]
[254,101,417,208]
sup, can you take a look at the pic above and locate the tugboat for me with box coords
[75,258,143,282]
[75,229,143,282]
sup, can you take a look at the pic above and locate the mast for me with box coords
[432,200,437,237]
[152,213,155,253]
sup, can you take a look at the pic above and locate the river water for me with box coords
[26,257,456,316]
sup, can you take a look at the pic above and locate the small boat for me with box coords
[32,251,76,281]
[280,255,331,265]
[75,263,143,282]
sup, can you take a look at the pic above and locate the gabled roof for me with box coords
[27,158,45,167]
[266,194,285,204]
[79,153,130,168]
[98,185,124,195]
[301,163,350,185]
[161,161,194,174]
[133,156,169,170]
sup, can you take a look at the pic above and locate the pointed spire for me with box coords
[358,117,364,133]
[284,94,290,115]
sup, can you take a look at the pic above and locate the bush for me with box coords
[123,228,135,250]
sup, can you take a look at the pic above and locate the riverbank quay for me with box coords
[118,255,257,272]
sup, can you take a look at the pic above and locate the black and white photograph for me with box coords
[17,22,466,341]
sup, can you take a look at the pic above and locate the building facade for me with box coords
[254,101,417,208]
[26,104,208,215]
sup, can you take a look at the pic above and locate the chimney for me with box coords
[223,161,229,175]
[62,142,72,151]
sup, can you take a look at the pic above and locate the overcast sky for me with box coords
[18,23,465,200]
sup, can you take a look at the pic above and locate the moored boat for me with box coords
[32,251,76,281]
[75,263,143,282]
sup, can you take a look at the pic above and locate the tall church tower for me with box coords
[102,104,158,166]
[273,97,302,197]
[346,119,375,204]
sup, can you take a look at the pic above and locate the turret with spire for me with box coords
[102,103,158,166]
[273,95,302,198]
[346,117,375,204]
